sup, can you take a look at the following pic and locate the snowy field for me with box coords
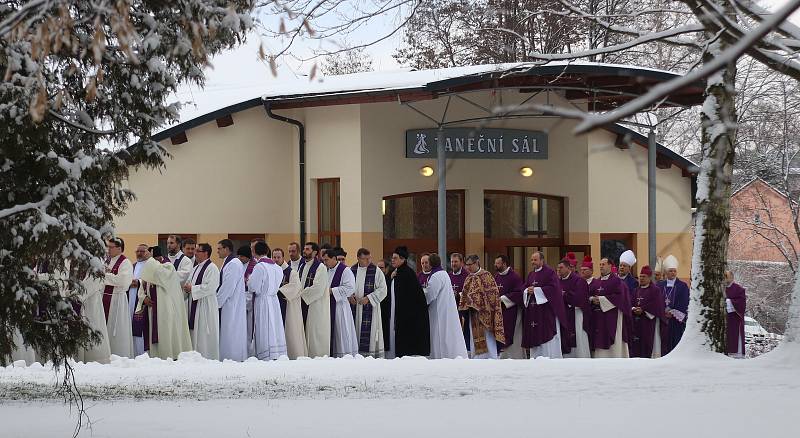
[1,346,798,438]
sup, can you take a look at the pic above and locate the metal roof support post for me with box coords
[437,125,447,259]
[648,128,657,268]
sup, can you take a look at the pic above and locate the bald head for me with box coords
[725,270,734,286]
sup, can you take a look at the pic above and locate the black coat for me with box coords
[389,263,430,357]
[381,270,393,349]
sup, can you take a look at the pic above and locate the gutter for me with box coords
[263,101,306,245]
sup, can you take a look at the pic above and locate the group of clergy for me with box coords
[7,238,747,365]
[445,248,747,360]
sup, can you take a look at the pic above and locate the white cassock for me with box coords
[645,310,663,359]
[353,265,387,358]
[169,251,195,325]
[248,259,287,360]
[130,260,145,356]
[138,258,192,360]
[523,285,563,359]
[75,275,111,364]
[279,269,308,359]
[244,259,257,358]
[424,270,468,359]
[104,255,134,358]
[168,251,194,284]
[498,296,526,359]
[289,258,302,272]
[130,261,144,319]
[217,256,248,362]
[468,324,498,359]
[328,263,358,357]
[8,329,36,365]
[300,261,331,358]
[592,284,630,358]
[187,259,220,360]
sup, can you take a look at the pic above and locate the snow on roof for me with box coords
[161,62,655,137]
[165,61,684,131]
[259,61,682,101]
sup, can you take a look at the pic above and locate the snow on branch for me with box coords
[557,0,800,134]
[529,24,704,61]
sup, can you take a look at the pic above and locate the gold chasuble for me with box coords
[459,270,505,354]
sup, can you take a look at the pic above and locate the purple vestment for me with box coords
[559,272,591,354]
[629,283,667,358]
[589,274,632,350]
[518,264,568,348]
[494,268,525,349]
[102,255,127,322]
[417,271,432,288]
[725,282,747,355]
[658,278,690,353]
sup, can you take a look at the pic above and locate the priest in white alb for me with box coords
[103,237,134,358]
[130,244,148,356]
[138,250,193,360]
[350,248,387,358]
[248,241,287,360]
[166,234,194,284]
[215,239,248,362]
[423,253,468,359]
[75,270,111,364]
[299,242,331,358]
[275,250,308,359]
[183,243,220,360]
[323,248,358,357]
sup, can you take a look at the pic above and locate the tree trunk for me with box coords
[680,29,737,354]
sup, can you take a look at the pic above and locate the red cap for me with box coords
[581,256,593,270]
[640,265,653,276]
[611,266,618,274]
[566,252,577,266]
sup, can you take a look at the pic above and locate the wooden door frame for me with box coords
[382,190,466,263]
[317,178,341,246]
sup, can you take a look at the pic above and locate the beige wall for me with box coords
[587,129,694,271]
[115,89,693,269]
[117,106,296,235]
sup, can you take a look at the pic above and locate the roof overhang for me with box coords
[261,63,704,110]
[149,63,702,179]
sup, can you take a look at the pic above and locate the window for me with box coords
[383,191,464,241]
[600,233,635,266]
[318,178,341,247]
[483,192,567,278]
[382,190,466,263]
[484,191,563,241]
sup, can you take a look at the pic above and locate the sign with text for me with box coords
[405,128,548,159]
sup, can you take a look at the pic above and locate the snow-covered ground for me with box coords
[1,346,798,438]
